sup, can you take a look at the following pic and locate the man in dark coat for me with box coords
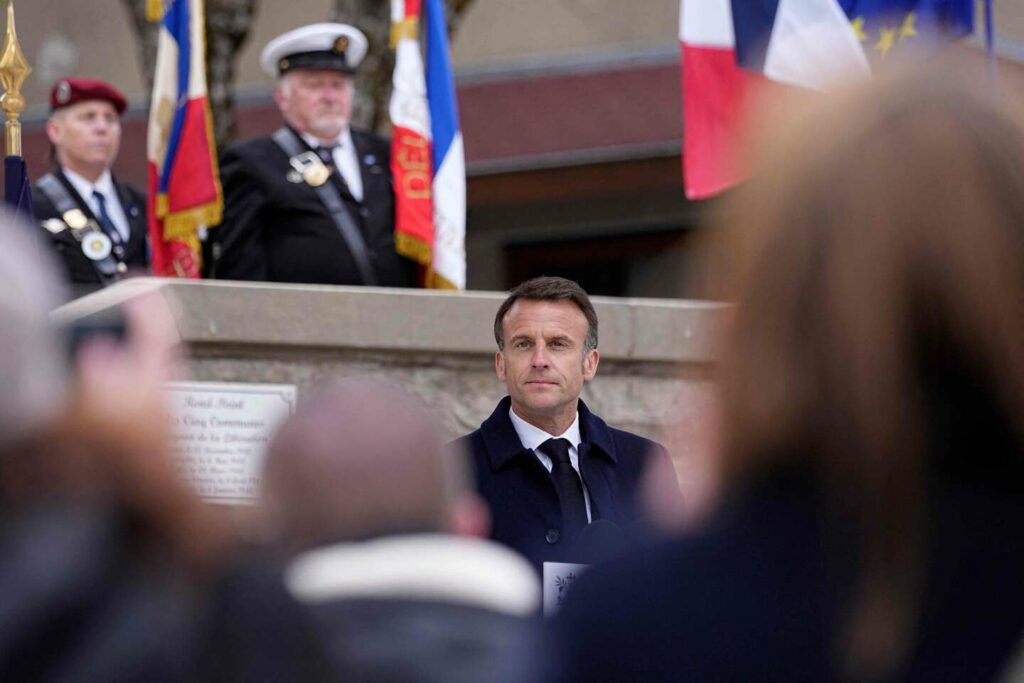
[453,276,679,574]
[203,23,415,287]
[32,78,148,299]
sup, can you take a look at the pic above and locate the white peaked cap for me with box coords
[260,23,369,79]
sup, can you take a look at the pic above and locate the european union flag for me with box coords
[839,0,974,40]
[4,155,34,221]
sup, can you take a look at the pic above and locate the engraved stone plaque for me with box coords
[166,381,297,504]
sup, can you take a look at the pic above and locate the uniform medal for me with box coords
[289,150,331,188]
[81,231,113,262]
[62,209,88,230]
[42,218,67,234]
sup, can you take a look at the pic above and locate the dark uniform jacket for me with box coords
[454,396,673,573]
[31,168,148,297]
[204,127,415,287]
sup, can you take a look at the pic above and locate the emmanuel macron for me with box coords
[454,276,679,573]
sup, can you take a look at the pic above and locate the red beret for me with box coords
[49,78,127,115]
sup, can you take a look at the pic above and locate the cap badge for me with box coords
[81,231,113,262]
[279,58,290,72]
[56,81,71,104]
[333,35,349,54]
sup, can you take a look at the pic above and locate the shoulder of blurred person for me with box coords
[283,533,541,683]
[566,57,1024,683]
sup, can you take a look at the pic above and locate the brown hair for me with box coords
[711,61,1024,679]
[493,276,598,351]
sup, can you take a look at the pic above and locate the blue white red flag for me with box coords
[680,0,974,200]
[146,0,222,277]
[390,0,466,289]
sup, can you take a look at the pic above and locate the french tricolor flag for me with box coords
[680,0,869,200]
[390,0,466,289]
[146,0,222,277]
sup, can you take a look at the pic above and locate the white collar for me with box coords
[508,407,581,452]
[285,534,540,616]
[63,167,115,201]
[299,128,352,151]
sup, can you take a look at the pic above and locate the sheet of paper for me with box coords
[543,561,590,617]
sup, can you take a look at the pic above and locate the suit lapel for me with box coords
[578,442,616,521]
[351,131,387,205]
[112,177,147,261]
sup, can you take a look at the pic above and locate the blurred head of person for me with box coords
[708,60,1024,679]
[261,379,488,553]
[0,209,70,474]
[0,205,222,569]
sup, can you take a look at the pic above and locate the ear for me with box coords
[272,83,288,113]
[45,118,61,146]
[495,350,506,381]
[582,348,599,382]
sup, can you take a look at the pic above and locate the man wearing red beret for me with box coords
[32,77,148,298]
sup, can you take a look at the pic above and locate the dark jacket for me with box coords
[454,396,672,573]
[31,168,148,297]
[549,473,1024,682]
[204,127,415,287]
[286,535,541,683]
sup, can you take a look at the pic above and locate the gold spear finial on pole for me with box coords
[0,0,31,157]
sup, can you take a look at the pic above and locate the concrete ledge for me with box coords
[53,279,725,364]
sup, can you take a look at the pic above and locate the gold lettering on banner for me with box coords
[397,134,432,199]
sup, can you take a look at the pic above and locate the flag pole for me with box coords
[0,0,30,158]
[983,0,997,84]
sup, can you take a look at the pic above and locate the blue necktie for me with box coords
[92,190,125,250]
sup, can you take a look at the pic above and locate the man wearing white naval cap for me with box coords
[205,23,415,287]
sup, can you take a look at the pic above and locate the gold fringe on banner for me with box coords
[390,17,419,49]
[426,270,458,290]
[395,230,432,266]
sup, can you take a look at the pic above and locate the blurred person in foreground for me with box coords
[550,62,1024,682]
[0,214,329,681]
[261,379,541,683]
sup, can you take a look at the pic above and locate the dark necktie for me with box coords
[91,190,125,254]
[315,145,336,167]
[540,438,589,536]
[315,145,352,194]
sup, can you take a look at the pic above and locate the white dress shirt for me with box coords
[62,168,131,242]
[300,129,364,202]
[508,408,593,522]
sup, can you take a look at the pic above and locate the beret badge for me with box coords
[56,81,71,105]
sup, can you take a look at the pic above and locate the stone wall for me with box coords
[53,279,724,456]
